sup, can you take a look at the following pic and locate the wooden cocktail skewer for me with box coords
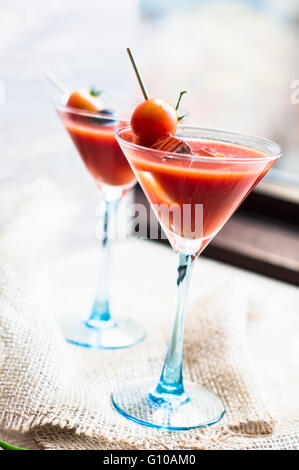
[43,70,71,95]
[126,48,149,100]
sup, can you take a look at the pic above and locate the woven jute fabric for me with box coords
[1,237,298,451]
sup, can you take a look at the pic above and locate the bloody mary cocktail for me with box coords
[113,124,281,430]
[58,110,136,189]
[123,135,273,246]
[53,92,143,350]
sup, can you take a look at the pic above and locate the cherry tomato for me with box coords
[67,89,103,112]
[131,98,178,147]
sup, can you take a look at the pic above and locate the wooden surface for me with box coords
[207,213,299,285]
[135,186,299,286]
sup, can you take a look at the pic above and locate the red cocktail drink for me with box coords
[53,97,143,350]
[58,110,136,189]
[118,129,275,253]
[113,125,281,430]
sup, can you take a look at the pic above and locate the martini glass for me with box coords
[113,125,282,429]
[55,96,145,348]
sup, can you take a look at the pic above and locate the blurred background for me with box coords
[1,0,299,173]
[0,0,298,273]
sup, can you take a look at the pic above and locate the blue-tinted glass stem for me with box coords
[85,199,119,328]
[152,253,195,402]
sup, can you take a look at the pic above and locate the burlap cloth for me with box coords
[0,180,299,449]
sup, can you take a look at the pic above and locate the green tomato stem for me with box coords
[175,90,187,111]
[0,440,27,450]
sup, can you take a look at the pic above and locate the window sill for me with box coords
[135,185,299,286]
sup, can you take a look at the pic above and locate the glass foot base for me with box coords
[59,316,145,349]
[112,379,225,430]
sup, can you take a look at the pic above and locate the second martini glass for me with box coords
[55,97,145,348]
[113,125,281,429]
